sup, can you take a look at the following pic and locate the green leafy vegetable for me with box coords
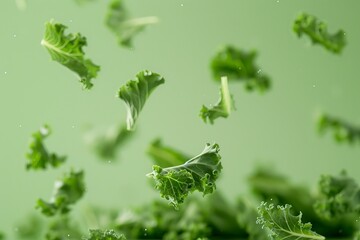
[210,45,271,92]
[41,20,100,89]
[317,114,360,144]
[26,125,66,170]
[257,202,325,240]
[200,76,234,124]
[147,138,189,168]
[315,171,360,219]
[37,170,86,216]
[147,143,222,209]
[45,216,82,240]
[106,0,159,47]
[118,70,165,130]
[88,124,134,160]
[293,13,346,54]
[83,229,126,240]
[0,232,4,240]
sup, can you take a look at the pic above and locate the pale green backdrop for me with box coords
[0,0,359,237]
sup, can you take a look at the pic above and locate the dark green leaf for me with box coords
[293,13,346,54]
[26,125,66,170]
[41,20,100,89]
[200,76,235,124]
[147,143,222,209]
[37,170,86,216]
[118,70,165,130]
[210,45,271,92]
[106,0,158,47]
[83,229,126,240]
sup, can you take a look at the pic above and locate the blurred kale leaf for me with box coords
[37,170,86,216]
[200,76,235,124]
[83,229,126,240]
[106,0,159,47]
[147,138,189,168]
[317,113,360,144]
[118,70,165,130]
[26,124,66,170]
[147,143,222,209]
[211,45,271,92]
[257,202,325,240]
[87,124,134,161]
[41,20,100,89]
[293,13,346,54]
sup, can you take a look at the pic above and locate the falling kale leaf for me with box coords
[210,45,271,92]
[118,70,165,131]
[41,20,100,89]
[147,143,222,209]
[37,170,86,217]
[26,124,66,170]
[293,13,346,54]
[106,0,159,47]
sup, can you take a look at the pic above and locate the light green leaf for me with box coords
[26,125,66,170]
[147,143,222,209]
[106,0,159,47]
[200,76,235,124]
[41,20,100,89]
[37,170,86,216]
[118,70,165,130]
[210,45,271,92]
[147,138,189,168]
[257,202,325,240]
[293,13,346,54]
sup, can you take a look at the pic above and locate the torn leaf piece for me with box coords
[293,13,346,54]
[118,70,165,130]
[200,76,235,124]
[147,143,222,209]
[257,202,325,240]
[106,0,159,47]
[26,124,66,170]
[41,20,100,89]
[36,170,85,216]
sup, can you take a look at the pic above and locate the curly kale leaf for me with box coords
[257,202,325,240]
[147,138,189,168]
[317,113,360,144]
[106,0,158,47]
[118,70,165,130]
[41,20,100,89]
[200,76,235,124]
[26,125,66,170]
[37,170,86,216]
[83,229,126,240]
[147,143,222,209]
[315,171,360,219]
[89,124,134,160]
[293,13,346,54]
[210,45,271,92]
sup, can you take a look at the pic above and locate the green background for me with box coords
[0,0,359,237]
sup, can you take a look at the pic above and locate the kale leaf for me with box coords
[293,13,346,54]
[118,70,165,130]
[317,113,360,144]
[200,76,235,124]
[41,20,100,89]
[210,45,271,92]
[257,202,325,240]
[26,124,66,170]
[106,0,159,47]
[83,229,126,240]
[147,143,222,209]
[37,170,86,216]
[147,138,189,168]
